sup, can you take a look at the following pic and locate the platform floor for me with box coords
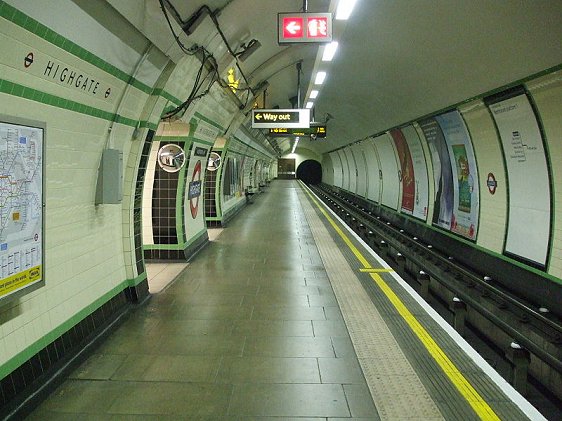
[25,180,542,420]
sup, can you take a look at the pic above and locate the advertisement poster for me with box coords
[419,118,453,230]
[401,125,430,221]
[488,93,551,266]
[435,111,479,240]
[0,120,43,302]
[390,129,416,214]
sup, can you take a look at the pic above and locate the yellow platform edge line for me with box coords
[301,184,501,421]
[359,268,395,273]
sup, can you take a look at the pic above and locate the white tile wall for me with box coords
[527,71,562,277]
[459,100,508,252]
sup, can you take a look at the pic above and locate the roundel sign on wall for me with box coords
[188,160,202,219]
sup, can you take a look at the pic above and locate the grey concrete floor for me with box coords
[26,181,378,420]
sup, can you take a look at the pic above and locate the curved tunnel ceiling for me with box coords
[112,0,562,156]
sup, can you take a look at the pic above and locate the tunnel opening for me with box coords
[296,160,322,185]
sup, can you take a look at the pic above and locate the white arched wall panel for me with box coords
[527,70,562,276]
[337,149,350,191]
[361,140,382,203]
[459,100,507,253]
[375,133,401,210]
[350,143,367,197]
[322,153,334,185]
[329,151,343,187]
[343,147,358,193]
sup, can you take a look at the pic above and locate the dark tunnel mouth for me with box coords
[296,159,322,184]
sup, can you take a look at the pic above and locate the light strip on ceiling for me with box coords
[309,90,319,99]
[306,101,314,109]
[315,72,327,84]
[322,41,339,61]
[336,0,358,20]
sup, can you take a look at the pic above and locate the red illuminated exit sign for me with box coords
[278,13,332,44]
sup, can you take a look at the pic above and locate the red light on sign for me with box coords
[278,13,332,44]
[283,17,304,38]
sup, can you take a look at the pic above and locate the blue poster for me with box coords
[435,111,479,240]
[419,118,453,230]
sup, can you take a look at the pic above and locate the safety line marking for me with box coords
[302,184,501,421]
[359,268,395,273]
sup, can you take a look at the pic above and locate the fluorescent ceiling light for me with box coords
[291,137,299,154]
[322,41,339,61]
[309,90,319,99]
[315,71,327,85]
[306,101,314,109]
[336,0,358,20]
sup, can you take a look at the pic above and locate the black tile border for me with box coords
[0,279,150,420]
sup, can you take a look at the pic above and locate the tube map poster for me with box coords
[0,120,43,301]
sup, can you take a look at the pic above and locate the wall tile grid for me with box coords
[0,2,163,374]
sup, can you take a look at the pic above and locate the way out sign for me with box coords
[278,13,332,44]
[252,109,310,129]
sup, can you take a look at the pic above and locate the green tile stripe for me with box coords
[128,271,147,287]
[143,244,187,251]
[142,229,207,251]
[0,78,158,131]
[194,111,225,131]
[0,278,132,380]
[232,135,272,160]
[153,135,192,142]
[185,228,207,246]
[0,1,182,105]
[152,88,183,106]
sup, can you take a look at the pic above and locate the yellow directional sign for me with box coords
[268,124,326,138]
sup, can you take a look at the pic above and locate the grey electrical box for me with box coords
[95,149,123,204]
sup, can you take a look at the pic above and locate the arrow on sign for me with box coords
[255,113,263,120]
[286,21,301,35]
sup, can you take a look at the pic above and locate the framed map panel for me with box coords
[0,115,45,305]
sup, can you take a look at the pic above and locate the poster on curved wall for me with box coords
[376,134,400,210]
[390,127,429,220]
[486,92,551,266]
[435,111,479,240]
[420,118,454,230]
[402,125,430,220]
